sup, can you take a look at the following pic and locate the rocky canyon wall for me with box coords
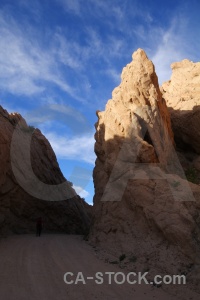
[90,49,200,281]
[161,59,200,154]
[0,106,91,236]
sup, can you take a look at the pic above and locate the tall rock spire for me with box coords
[90,49,200,280]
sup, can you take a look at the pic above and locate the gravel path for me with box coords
[0,234,178,300]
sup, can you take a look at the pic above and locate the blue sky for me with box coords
[0,0,199,205]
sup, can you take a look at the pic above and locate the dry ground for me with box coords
[0,234,184,300]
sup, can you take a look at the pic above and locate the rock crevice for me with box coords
[90,49,200,283]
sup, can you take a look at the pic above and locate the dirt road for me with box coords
[0,234,178,300]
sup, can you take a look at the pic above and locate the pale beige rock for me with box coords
[90,49,200,295]
[161,59,200,153]
[0,105,91,236]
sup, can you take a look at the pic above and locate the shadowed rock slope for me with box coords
[162,59,200,154]
[161,59,200,184]
[0,106,91,236]
[90,49,200,292]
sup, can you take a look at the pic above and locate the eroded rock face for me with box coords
[90,49,200,279]
[161,59,200,153]
[95,49,174,170]
[0,106,91,235]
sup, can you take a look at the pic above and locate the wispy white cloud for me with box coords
[0,1,146,100]
[0,6,123,101]
[0,1,197,104]
[151,17,192,84]
[53,33,83,70]
[73,185,90,198]
[56,0,81,15]
[86,0,127,23]
[0,12,80,99]
[105,68,121,84]
[18,0,43,21]
[44,131,95,164]
[24,102,92,137]
[132,25,146,40]
[0,100,28,117]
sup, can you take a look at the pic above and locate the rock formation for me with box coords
[162,59,200,154]
[161,59,200,186]
[90,49,200,288]
[0,105,91,236]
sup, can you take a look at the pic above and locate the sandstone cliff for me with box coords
[0,105,91,236]
[161,59,200,183]
[162,59,200,154]
[90,49,200,290]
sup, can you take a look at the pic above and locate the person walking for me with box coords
[36,217,43,236]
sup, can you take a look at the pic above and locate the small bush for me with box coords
[21,125,35,133]
[143,267,150,272]
[109,260,118,264]
[119,254,126,261]
[185,167,198,184]
[28,125,35,132]
[171,181,180,188]
[129,255,137,263]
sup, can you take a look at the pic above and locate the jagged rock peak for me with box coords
[95,48,174,172]
[132,48,148,60]
[90,49,200,295]
[114,48,160,104]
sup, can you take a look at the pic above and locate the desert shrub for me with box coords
[28,125,35,132]
[171,180,180,188]
[119,254,126,261]
[109,261,118,264]
[21,125,35,133]
[129,255,137,263]
[185,167,198,184]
